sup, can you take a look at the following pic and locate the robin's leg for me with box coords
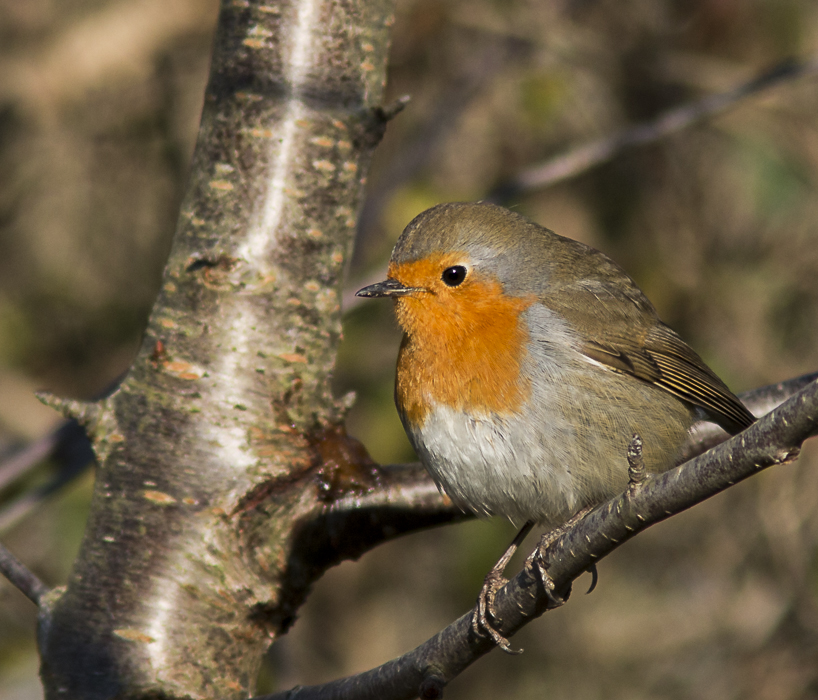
[473,507,597,654]
[471,520,533,654]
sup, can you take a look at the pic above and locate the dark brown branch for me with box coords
[0,540,49,606]
[376,94,411,122]
[488,56,818,203]
[678,371,818,462]
[259,376,818,700]
[292,464,465,559]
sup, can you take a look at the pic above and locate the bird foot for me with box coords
[526,506,595,609]
[472,567,522,654]
[470,520,535,654]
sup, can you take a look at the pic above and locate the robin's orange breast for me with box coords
[389,254,536,428]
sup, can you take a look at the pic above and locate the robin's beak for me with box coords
[356,278,424,298]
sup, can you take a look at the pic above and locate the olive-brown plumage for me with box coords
[358,202,754,526]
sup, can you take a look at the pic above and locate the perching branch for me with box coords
[260,375,818,700]
[488,56,818,203]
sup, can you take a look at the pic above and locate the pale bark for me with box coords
[37,2,403,697]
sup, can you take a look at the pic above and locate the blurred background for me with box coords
[1,0,818,698]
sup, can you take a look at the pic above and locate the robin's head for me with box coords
[356,202,547,338]
[356,203,542,424]
[356,201,645,332]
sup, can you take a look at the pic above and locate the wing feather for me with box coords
[581,325,754,435]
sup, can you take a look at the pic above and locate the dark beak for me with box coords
[356,278,424,298]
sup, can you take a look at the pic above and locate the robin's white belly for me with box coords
[403,364,693,526]
[405,401,583,526]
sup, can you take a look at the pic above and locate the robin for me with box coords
[357,201,754,650]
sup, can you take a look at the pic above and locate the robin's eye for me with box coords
[442,266,467,287]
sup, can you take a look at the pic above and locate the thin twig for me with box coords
[0,420,95,534]
[0,428,61,492]
[0,539,48,606]
[488,56,818,202]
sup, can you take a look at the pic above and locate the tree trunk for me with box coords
[38,1,398,697]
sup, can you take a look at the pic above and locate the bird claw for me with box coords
[585,563,599,594]
[528,546,568,610]
[526,506,595,609]
[472,569,523,654]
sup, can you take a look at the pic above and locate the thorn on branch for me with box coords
[355,95,412,149]
[35,392,100,429]
[326,390,356,425]
[377,94,411,122]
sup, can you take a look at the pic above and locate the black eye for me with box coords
[441,265,467,287]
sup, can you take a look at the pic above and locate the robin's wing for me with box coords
[582,324,755,435]
[541,275,755,436]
